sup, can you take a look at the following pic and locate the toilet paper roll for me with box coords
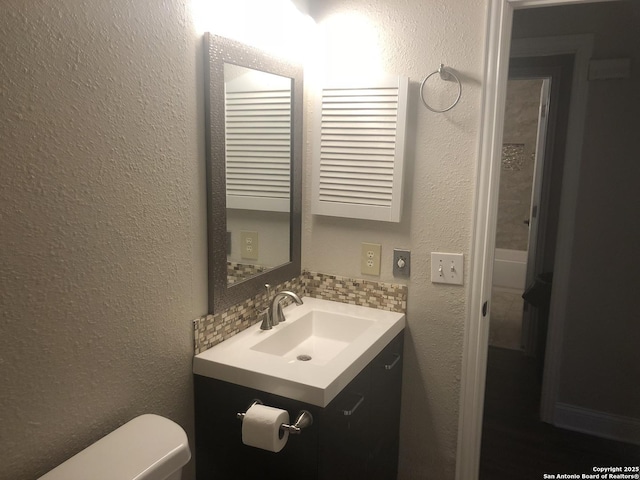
[241,404,290,452]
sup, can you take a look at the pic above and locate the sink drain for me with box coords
[297,354,312,361]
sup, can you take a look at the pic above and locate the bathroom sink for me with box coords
[250,310,375,365]
[193,297,405,407]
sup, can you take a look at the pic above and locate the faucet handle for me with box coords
[273,301,285,325]
[258,308,271,330]
[264,283,272,299]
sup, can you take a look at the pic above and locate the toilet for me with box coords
[39,414,191,480]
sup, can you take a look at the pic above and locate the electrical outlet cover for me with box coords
[361,243,381,276]
[240,231,259,260]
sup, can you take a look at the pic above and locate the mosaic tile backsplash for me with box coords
[227,262,268,285]
[193,271,408,355]
[304,272,407,313]
[193,274,305,355]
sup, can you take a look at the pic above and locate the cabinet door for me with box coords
[194,376,319,480]
[319,365,372,480]
[368,332,404,479]
[194,376,264,479]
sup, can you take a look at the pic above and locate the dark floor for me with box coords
[480,346,640,480]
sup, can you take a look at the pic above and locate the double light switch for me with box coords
[430,252,464,285]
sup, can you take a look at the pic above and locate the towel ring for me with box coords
[420,64,462,113]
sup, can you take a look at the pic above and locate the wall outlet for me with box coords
[240,231,259,260]
[361,243,381,276]
[431,252,464,285]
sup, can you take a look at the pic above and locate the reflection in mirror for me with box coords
[223,64,291,285]
[205,33,302,314]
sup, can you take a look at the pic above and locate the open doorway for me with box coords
[489,53,573,370]
[458,2,640,479]
[489,76,549,353]
[479,54,593,479]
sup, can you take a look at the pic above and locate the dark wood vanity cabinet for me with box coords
[194,331,404,480]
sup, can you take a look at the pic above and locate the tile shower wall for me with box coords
[490,79,543,351]
[193,271,408,354]
[496,78,544,251]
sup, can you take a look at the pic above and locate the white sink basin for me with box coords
[250,310,375,365]
[193,297,405,407]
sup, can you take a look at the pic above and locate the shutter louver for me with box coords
[225,89,291,212]
[312,77,409,222]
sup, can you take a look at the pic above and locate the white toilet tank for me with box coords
[39,414,191,480]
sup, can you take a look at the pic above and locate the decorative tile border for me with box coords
[193,275,304,355]
[302,271,407,313]
[193,271,408,355]
[501,143,526,171]
[227,262,268,285]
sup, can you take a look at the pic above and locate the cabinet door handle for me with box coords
[384,353,401,371]
[342,393,364,416]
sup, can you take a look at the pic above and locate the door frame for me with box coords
[455,1,615,479]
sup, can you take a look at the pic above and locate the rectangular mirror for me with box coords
[224,63,291,283]
[205,34,302,313]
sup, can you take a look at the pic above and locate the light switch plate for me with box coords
[240,231,259,260]
[361,243,381,276]
[431,252,464,285]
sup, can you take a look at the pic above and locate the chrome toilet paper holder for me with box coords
[236,399,313,435]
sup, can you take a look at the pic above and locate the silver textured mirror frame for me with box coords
[204,33,302,313]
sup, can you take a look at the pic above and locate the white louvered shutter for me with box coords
[225,67,292,213]
[312,76,409,222]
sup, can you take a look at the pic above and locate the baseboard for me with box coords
[554,402,640,446]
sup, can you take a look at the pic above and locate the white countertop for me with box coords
[193,297,405,407]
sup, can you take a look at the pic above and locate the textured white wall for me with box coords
[305,1,486,477]
[0,2,207,479]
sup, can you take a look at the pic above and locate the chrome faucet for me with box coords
[271,290,303,326]
[259,284,303,330]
